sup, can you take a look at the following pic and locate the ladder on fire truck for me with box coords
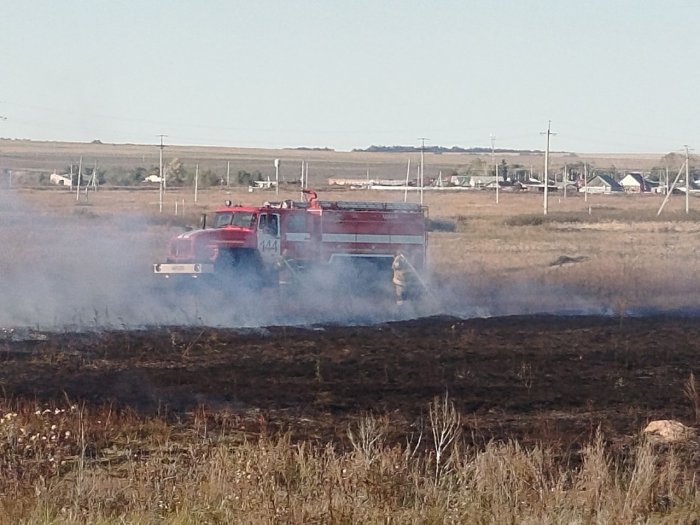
[268,199,426,213]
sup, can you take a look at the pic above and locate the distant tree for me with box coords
[198,169,222,187]
[130,167,148,183]
[498,159,508,181]
[60,165,103,185]
[236,170,263,186]
[165,158,187,186]
[107,167,138,186]
[105,166,150,185]
[464,158,486,176]
[83,167,106,185]
[661,152,683,168]
[607,165,619,180]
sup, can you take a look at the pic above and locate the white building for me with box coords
[49,172,72,186]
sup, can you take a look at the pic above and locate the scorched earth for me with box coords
[0,313,697,449]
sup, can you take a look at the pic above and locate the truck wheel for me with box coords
[214,249,266,290]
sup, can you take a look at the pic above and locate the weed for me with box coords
[505,214,545,226]
[683,371,700,424]
[429,393,461,482]
[517,362,534,394]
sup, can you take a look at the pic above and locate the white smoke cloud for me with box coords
[0,190,612,330]
[0,191,419,328]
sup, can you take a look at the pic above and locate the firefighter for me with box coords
[275,250,292,290]
[275,249,301,298]
[392,252,419,305]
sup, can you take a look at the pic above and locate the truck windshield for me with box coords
[213,212,255,228]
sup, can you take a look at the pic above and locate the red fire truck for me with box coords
[153,191,427,288]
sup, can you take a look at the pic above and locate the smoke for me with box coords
[431,278,612,319]
[0,192,417,329]
[0,192,169,328]
[0,190,613,331]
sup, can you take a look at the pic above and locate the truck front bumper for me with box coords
[153,263,215,277]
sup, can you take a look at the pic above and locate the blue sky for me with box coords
[1,1,698,153]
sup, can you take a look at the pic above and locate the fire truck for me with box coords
[153,191,427,289]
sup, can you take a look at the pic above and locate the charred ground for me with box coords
[1,314,697,449]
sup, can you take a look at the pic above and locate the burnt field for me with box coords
[2,313,697,448]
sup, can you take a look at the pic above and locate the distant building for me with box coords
[328,177,405,187]
[468,175,499,188]
[49,172,72,186]
[620,172,654,193]
[328,177,371,186]
[580,173,623,194]
[254,178,277,189]
[449,175,470,186]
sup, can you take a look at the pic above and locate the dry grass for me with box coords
[419,191,700,312]
[0,398,698,523]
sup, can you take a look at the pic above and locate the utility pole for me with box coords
[300,161,304,199]
[403,158,411,203]
[540,121,556,215]
[491,134,498,204]
[274,158,280,196]
[226,160,230,188]
[657,162,687,215]
[684,145,692,214]
[563,165,567,199]
[158,134,167,213]
[76,156,82,201]
[0,116,6,189]
[194,163,199,203]
[418,138,429,205]
[88,160,98,193]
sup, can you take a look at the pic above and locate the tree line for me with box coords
[48,158,263,188]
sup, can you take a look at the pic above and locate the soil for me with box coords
[1,314,698,449]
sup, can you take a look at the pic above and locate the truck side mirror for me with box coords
[200,213,207,230]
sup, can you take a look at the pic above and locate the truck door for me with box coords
[257,213,281,265]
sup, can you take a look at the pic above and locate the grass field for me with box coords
[0,138,669,186]
[2,142,700,522]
